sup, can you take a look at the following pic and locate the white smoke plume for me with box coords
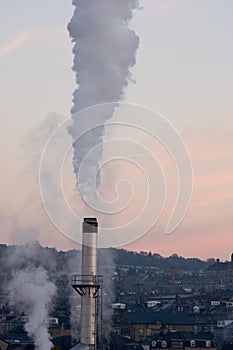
[7,243,56,350]
[67,0,139,197]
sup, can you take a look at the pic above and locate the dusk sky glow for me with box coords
[0,1,232,260]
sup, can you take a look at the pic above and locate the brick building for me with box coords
[120,312,205,342]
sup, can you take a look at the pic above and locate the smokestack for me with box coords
[72,218,100,350]
[81,218,98,348]
[82,218,98,277]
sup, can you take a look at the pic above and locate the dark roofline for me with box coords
[127,311,198,325]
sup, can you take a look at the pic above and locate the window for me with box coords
[152,340,157,348]
[138,329,144,337]
[190,340,196,347]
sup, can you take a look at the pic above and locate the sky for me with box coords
[0,0,232,260]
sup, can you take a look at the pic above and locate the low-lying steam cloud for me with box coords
[7,243,56,350]
[10,268,56,350]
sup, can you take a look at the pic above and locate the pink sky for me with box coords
[0,117,232,261]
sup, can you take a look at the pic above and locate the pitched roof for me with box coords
[127,311,197,325]
[150,331,214,340]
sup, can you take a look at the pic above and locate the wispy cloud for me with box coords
[0,31,31,59]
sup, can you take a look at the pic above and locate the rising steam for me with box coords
[10,267,56,350]
[7,243,56,350]
[67,0,139,198]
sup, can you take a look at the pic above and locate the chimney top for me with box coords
[83,218,98,233]
[84,217,98,225]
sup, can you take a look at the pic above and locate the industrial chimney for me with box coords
[72,218,101,350]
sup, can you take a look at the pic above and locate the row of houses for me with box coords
[115,310,215,342]
[111,302,233,348]
[111,332,217,350]
[0,314,59,335]
[115,254,233,298]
